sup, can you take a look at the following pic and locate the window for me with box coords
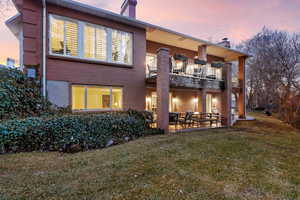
[148,92,173,112]
[50,16,78,56]
[146,53,157,75]
[72,86,85,110]
[72,85,123,110]
[84,25,107,61]
[49,15,133,65]
[112,30,133,65]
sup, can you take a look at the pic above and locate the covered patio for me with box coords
[150,112,224,133]
[144,23,248,133]
[145,87,226,132]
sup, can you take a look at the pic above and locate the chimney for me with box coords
[218,38,231,48]
[121,0,137,19]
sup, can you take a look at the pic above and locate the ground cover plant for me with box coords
[1,113,299,200]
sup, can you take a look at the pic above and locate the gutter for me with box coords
[42,0,47,97]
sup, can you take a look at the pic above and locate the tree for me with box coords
[0,0,13,18]
[239,28,300,124]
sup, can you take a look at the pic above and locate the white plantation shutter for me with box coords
[95,28,107,61]
[84,25,95,59]
[50,17,64,55]
[50,15,132,65]
[112,30,133,64]
[112,30,122,63]
[123,32,132,65]
[84,25,107,61]
[65,21,78,57]
[50,16,78,56]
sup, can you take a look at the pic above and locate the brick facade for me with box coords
[156,48,170,133]
[10,0,247,128]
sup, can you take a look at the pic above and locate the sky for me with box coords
[0,0,299,65]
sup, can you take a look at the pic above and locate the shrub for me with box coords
[0,68,55,121]
[0,112,163,153]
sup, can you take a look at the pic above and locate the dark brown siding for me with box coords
[15,0,42,68]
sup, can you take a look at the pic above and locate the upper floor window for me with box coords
[84,25,107,61]
[50,16,78,57]
[49,15,133,65]
[112,30,133,65]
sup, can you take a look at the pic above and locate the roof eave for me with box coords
[5,13,22,38]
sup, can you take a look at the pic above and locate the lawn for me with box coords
[1,113,300,200]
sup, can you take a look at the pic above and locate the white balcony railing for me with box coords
[146,58,223,81]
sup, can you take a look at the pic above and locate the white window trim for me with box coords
[49,15,79,57]
[72,85,124,111]
[49,14,134,66]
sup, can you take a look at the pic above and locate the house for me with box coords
[6,0,249,133]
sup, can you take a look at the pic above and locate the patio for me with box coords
[145,111,224,133]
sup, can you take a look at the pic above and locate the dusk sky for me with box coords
[0,0,299,65]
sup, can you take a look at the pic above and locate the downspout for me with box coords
[42,0,47,97]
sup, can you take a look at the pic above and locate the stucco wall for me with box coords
[47,80,69,107]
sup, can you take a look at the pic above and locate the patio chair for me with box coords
[59,41,71,55]
[206,74,217,80]
[203,113,220,127]
[192,113,214,127]
[143,111,155,128]
[169,112,179,130]
[178,112,194,128]
[147,64,157,77]
[172,60,188,74]
[193,68,202,78]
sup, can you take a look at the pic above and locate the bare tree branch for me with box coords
[0,0,13,19]
[239,28,300,124]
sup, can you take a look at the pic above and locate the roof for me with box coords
[5,13,21,38]
[7,0,250,61]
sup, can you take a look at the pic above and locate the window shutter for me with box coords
[112,30,133,64]
[123,32,133,65]
[65,21,78,57]
[95,28,107,61]
[84,25,95,59]
[112,30,122,63]
[50,17,64,55]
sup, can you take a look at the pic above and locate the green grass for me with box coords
[1,113,300,200]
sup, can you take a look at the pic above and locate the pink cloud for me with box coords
[0,0,299,62]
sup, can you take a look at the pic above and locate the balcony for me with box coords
[146,66,224,90]
[146,74,224,90]
[232,76,239,88]
[145,54,225,90]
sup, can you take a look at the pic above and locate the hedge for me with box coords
[0,112,163,153]
[0,68,55,121]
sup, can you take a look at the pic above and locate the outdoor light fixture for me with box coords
[146,97,151,111]
[193,97,198,112]
[172,97,178,103]
[212,98,217,104]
